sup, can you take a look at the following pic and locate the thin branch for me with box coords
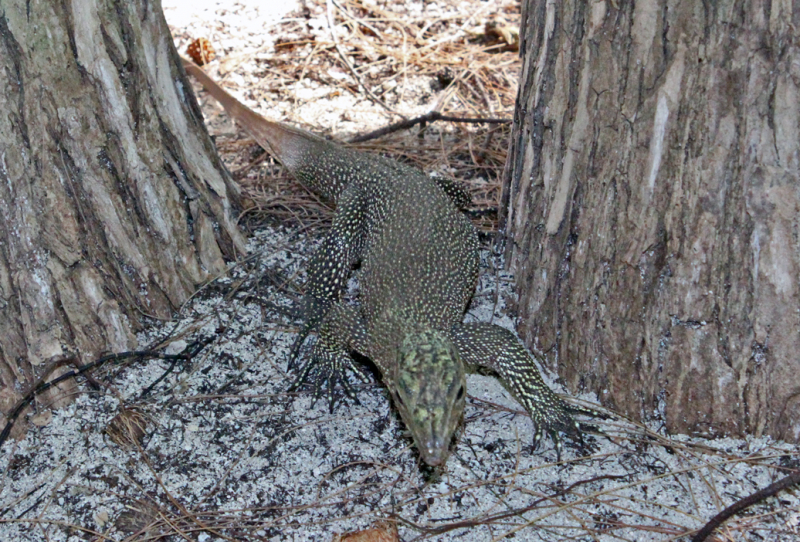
[348,111,511,143]
[0,334,219,449]
[691,468,800,542]
[401,474,628,539]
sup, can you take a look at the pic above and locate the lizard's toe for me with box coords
[529,397,596,460]
[289,342,364,412]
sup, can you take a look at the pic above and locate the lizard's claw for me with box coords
[289,342,368,411]
[287,296,333,370]
[527,398,599,461]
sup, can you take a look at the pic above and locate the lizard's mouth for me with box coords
[419,438,449,467]
[403,404,458,467]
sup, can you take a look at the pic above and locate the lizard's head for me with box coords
[392,329,466,467]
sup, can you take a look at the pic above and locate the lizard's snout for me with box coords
[422,439,448,466]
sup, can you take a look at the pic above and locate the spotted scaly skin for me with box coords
[184,59,588,466]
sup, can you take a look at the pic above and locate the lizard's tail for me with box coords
[181,57,323,172]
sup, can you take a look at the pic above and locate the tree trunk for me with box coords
[0,0,246,428]
[502,0,799,441]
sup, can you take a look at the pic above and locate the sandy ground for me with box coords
[1,1,798,541]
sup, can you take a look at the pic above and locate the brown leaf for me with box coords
[333,520,399,542]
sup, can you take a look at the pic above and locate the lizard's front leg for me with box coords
[287,187,366,369]
[450,322,595,459]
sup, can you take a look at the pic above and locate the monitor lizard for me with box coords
[183,58,591,466]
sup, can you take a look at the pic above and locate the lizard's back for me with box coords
[357,166,478,365]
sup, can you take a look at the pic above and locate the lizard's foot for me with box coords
[529,399,603,462]
[288,342,369,412]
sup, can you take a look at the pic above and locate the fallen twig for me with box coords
[347,111,511,143]
[691,468,800,542]
[0,334,219,449]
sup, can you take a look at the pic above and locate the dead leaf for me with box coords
[333,520,399,542]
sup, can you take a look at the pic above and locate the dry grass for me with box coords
[178,0,521,232]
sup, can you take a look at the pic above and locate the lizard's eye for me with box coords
[456,386,465,401]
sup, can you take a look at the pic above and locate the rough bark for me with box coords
[502,0,799,441]
[0,0,246,428]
